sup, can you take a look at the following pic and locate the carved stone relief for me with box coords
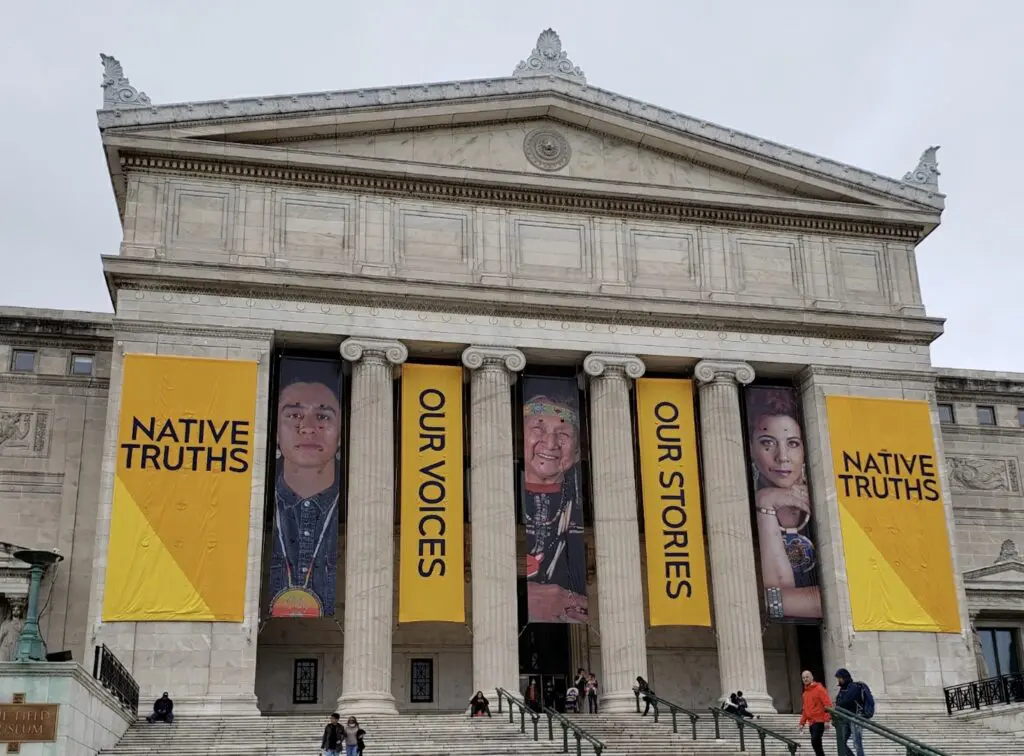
[996,539,1020,563]
[948,455,1021,494]
[523,128,572,172]
[0,410,50,457]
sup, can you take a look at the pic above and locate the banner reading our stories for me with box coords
[102,354,257,622]
[636,378,711,627]
[826,396,961,633]
[521,375,588,624]
[745,385,823,621]
[398,363,465,623]
[268,356,343,619]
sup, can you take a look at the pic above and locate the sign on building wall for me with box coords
[398,363,465,623]
[520,375,589,624]
[267,356,343,619]
[826,396,961,633]
[744,386,823,621]
[102,354,258,622]
[635,378,711,627]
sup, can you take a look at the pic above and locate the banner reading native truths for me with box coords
[744,385,823,621]
[268,356,343,619]
[826,396,960,633]
[635,378,711,627]
[398,364,465,623]
[521,375,588,624]
[102,354,257,622]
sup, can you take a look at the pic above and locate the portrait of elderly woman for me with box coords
[521,377,588,624]
[268,357,343,619]
[745,386,822,620]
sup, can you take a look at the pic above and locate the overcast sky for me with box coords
[1,1,1020,370]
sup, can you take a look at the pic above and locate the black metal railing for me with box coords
[943,672,1024,714]
[92,644,139,717]
[495,687,540,739]
[633,690,701,739]
[542,707,605,756]
[827,706,949,756]
[709,706,800,756]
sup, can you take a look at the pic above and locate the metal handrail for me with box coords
[827,706,950,756]
[543,706,605,756]
[92,644,139,716]
[943,671,1024,714]
[632,690,701,739]
[495,687,540,740]
[709,706,800,756]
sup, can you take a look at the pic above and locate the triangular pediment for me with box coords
[277,118,802,199]
[964,560,1024,592]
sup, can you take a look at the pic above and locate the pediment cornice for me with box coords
[97,74,942,214]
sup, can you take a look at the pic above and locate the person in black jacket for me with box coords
[321,713,343,756]
[834,669,866,756]
[145,692,173,724]
[634,677,656,716]
[470,691,492,718]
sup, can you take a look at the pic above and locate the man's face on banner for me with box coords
[277,381,341,470]
[523,402,578,485]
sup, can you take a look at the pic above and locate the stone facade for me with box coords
[1,33,1020,719]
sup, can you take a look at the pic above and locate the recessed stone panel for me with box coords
[166,183,233,249]
[628,227,701,291]
[836,244,889,300]
[396,208,470,271]
[272,192,353,270]
[733,236,804,296]
[0,408,51,458]
[511,216,591,280]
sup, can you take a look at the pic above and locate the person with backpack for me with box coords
[834,668,874,756]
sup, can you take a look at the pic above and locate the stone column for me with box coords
[693,360,775,713]
[582,353,649,713]
[461,346,526,700]
[338,337,408,715]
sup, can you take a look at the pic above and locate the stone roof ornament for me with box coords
[996,539,1020,563]
[513,29,585,84]
[902,145,940,191]
[100,54,151,108]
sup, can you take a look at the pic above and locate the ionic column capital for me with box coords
[461,346,526,373]
[694,360,755,387]
[583,353,646,380]
[340,337,408,366]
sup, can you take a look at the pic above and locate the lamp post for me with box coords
[13,549,63,662]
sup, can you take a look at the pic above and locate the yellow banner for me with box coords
[636,378,711,627]
[826,396,960,633]
[102,354,258,622]
[399,364,465,623]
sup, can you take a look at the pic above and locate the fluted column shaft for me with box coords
[462,346,526,700]
[338,337,408,715]
[583,353,648,712]
[694,360,775,713]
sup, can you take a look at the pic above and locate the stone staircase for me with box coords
[99,708,1022,756]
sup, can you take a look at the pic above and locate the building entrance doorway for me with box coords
[518,577,572,712]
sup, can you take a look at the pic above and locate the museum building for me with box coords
[1,30,1022,719]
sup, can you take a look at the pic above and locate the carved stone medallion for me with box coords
[523,128,571,172]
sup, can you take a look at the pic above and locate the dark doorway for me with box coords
[797,624,826,682]
[518,576,572,711]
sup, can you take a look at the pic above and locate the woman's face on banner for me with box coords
[751,412,804,489]
[277,381,341,470]
[523,405,578,485]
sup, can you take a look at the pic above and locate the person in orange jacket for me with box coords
[798,670,832,756]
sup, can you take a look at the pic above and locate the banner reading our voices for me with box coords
[102,354,258,622]
[826,396,960,633]
[636,378,711,627]
[398,364,465,623]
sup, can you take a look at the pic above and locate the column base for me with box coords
[172,693,261,717]
[600,689,640,714]
[336,691,399,716]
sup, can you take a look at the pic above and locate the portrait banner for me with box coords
[102,354,258,622]
[398,363,466,623]
[636,378,711,627]
[745,385,823,621]
[268,356,343,619]
[521,375,588,624]
[825,396,960,633]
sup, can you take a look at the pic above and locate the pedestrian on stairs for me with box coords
[321,713,343,756]
[342,715,366,756]
[634,677,655,717]
[585,673,599,713]
[798,670,832,756]
[835,668,873,756]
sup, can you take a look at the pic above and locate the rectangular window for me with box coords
[70,354,94,376]
[937,403,955,424]
[1018,408,1024,427]
[292,658,318,704]
[977,405,997,426]
[11,350,36,373]
[978,628,1021,678]
[410,658,434,703]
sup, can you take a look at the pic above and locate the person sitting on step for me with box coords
[469,691,492,718]
[146,692,174,724]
